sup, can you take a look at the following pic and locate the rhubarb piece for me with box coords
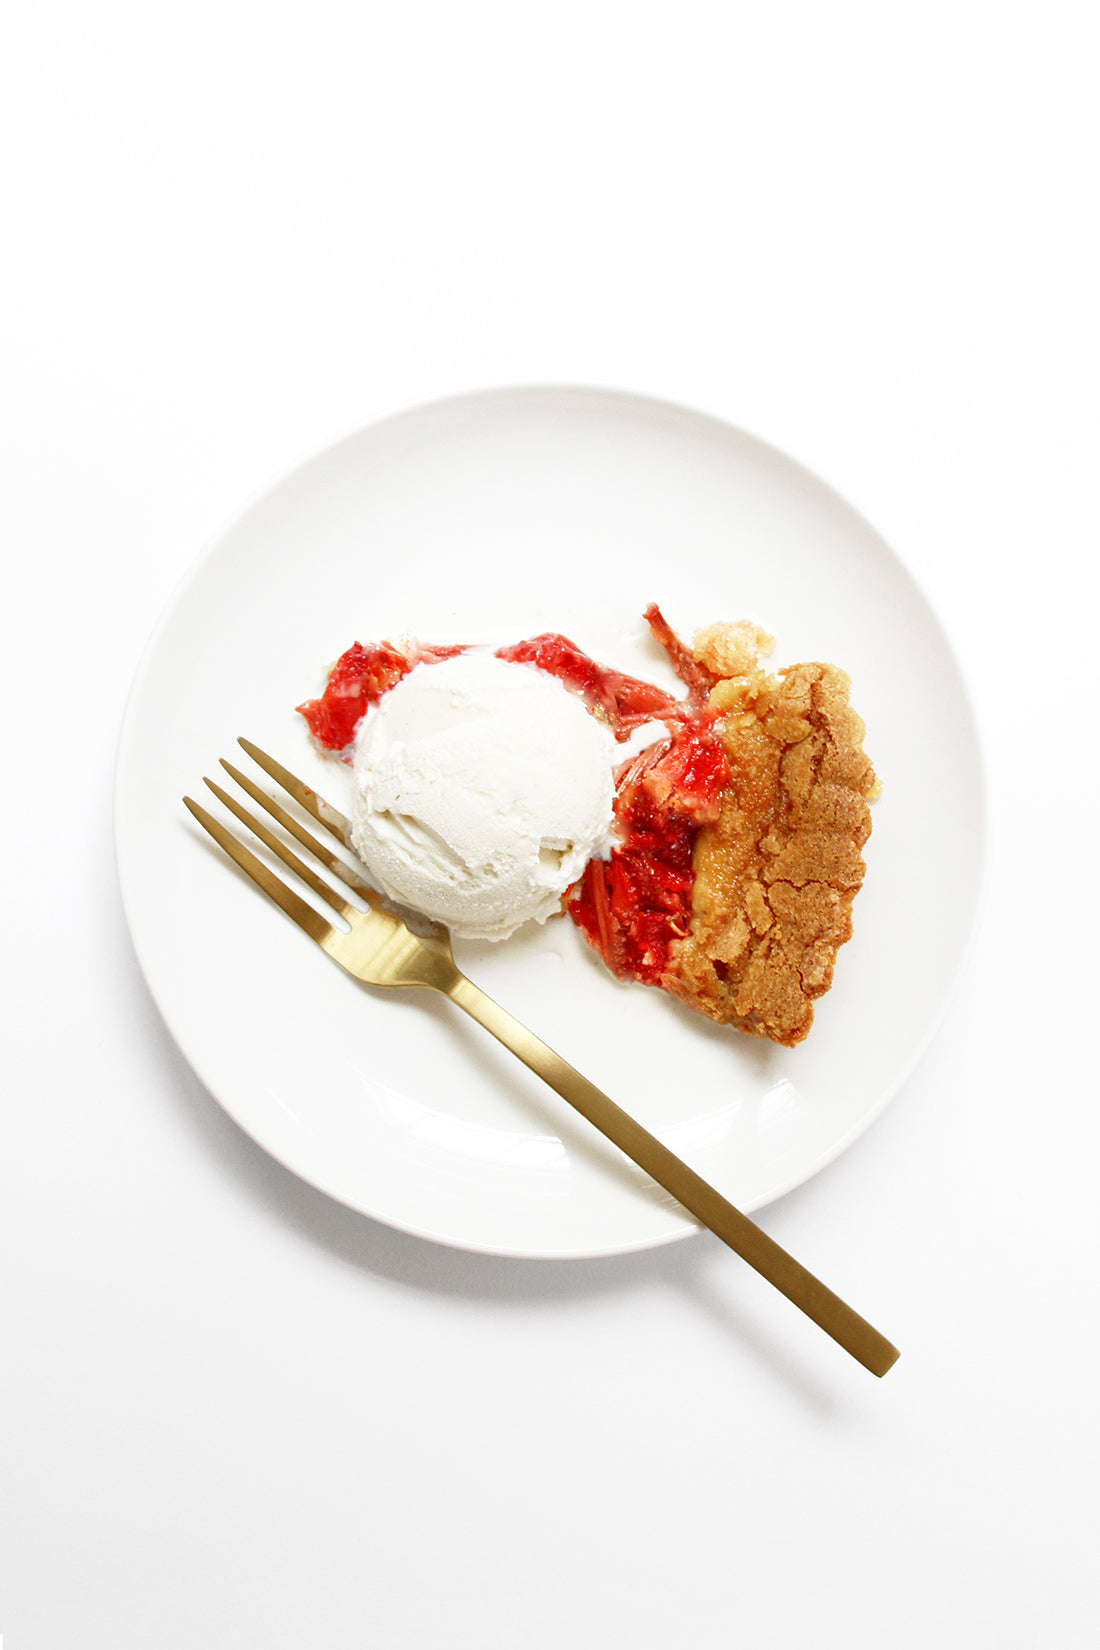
[568,716,729,983]
[297,640,467,753]
[497,633,679,740]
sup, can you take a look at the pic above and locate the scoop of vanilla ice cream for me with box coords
[349,651,616,940]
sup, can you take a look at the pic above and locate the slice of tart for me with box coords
[567,608,878,1047]
[298,605,877,1048]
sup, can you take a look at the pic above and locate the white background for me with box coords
[2,3,1098,1646]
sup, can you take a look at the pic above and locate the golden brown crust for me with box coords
[666,658,877,1047]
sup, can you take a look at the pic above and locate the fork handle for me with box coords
[447,973,898,1376]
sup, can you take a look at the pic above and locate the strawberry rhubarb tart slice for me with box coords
[298,605,878,1048]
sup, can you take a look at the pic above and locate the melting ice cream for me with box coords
[349,652,615,940]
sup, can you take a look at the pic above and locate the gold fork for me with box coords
[184,738,899,1377]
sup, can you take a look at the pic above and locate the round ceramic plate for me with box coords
[115,385,984,1257]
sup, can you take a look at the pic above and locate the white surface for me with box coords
[2,3,1097,1647]
[115,386,983,1256]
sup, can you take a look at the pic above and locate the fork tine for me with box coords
[183,796,336,945]
[202,778,355,920]
[238,737,352,846]
[219,758,375,899]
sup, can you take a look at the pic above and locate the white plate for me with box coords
[115,385,984,1257]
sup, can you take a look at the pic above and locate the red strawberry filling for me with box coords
[566,712,727,984]
[297,639,468,752]
[496,632,679,740]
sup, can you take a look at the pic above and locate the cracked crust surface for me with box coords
[667,656,877,1047]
